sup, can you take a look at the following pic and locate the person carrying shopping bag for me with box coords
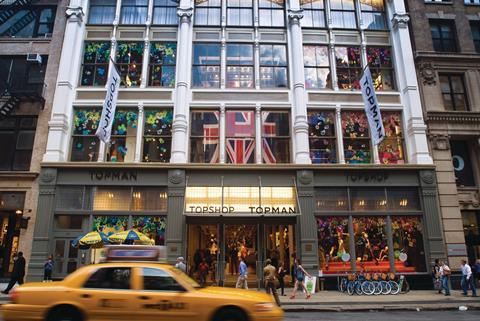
[290,258,311,299]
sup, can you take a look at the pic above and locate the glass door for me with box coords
[53,239,81,278]
[186,224,220,286]
[224,224,258,286]
[264,224,295,285]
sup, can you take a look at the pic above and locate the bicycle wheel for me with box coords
[373,281,382,295]
[381,281,391,295]
[347,282,355,295]
[361,281,375,295]
[340,278,348,292]
[355,282,363,295]
[389,281,400,295]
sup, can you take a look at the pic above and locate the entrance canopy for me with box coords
[184,185,300,217]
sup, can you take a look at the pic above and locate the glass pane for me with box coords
[54,240,65,261]
[226,138,255,164]
[387,188,421,211]
[132,217,167,245]
[378,112,405,164]
[342,111,369,137]
[317,217,350,274]
[262,111,290,136]
[190,137,219,163]
[315,188,348,210]
[132,188,168,211]
[190,111,219,137]
[351,188,387,211]
[192,66,220,88]
[226,111,255,137]
[55,215,84,230]
[71,136,99,162]
[73,109,101,135]
[144,109,173,136]
[143,137,172,162]
[112,109,138,136]
[308,111,335,137]
[93,216,128,236]
[262,138,290,163]
[89,6,116,24]
[450,140,476,186]
[309,138,337,163]
[353,217,388,270]
[93,188,131,210]
[56,187,84,210]
[226,66,254,88]
[392,216,427,272]
[223,187,260,212]
[194,44,221,65]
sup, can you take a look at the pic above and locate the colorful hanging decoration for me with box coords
[81,42,111,86]
[92,216,128,237]
[149,43,177,87]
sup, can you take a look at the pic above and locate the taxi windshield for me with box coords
[170,268,202,289]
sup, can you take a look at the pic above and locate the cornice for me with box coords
[0,172,39,181]
[414,51,480,63]
[426,111,480,123]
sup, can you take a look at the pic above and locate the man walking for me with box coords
[264,259,281,307]
[439,260,451,296]
[461,259,477,297]
[2,252,26,294]
[235,257,248,289]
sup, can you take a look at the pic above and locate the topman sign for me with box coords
[186,206,297,215]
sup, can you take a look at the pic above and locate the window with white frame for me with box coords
[116,42,144,87]
[194,0,222,26]
[121,0,149,25]
[143,109,173,162]
[190,111,220,163]
[330,0,357,29]
[88,0,116,24]
[258,0,285,27]
[149,42,177,87]
[153,0,179,25]
[360,0,387,30]
[262,111,290,163]
[335,46,362,90]
[303,45,331,89]
[367,46,394,91]
[227,0,253,26]
[226,110,256,164]
[107,109,138,162]
[301,0,326,29]
[192,43,221,88]
[308,110,337,164]
[226,44,255,88]
[341,110,371,164]
[259,44,288,88]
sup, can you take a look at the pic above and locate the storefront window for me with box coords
[185,186,223,210]
[317,217,350,274]
[93,188,131,211]
[262,111,290,163]
[227,44,254,88]
[108,109,138,163]
[190,111,220,163]
[116,42,144,87]
[132,188,168,211]
[132,216,167,245]
[304,45,330,89]
[378,111,405,164]
[301,0,326,28]
[149,43,177,87]
[192,43,221,88]
[80,42,111,86]
[341,111,371,164]
[223,187,260,213]
[143,109,173,162]
[260,44,288,88]
[54,216,83,230]
[351,188,386,211]
[462,211,480,264]
[308,111,336,163]
[93,216,128,236]
[353,217,388,269]
[336,46,362,90]
[391,216,426,272]
[226,111,255,164]
[315,188,348,211]
[367,47,394,91]
[71,108,101,161]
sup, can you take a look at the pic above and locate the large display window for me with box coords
[353,217,388,268]
[391,216,426,272]
[317,217,350,273]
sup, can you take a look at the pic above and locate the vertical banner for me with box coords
[96,60,121,143]
[360,67,385,145]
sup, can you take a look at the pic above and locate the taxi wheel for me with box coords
[212,307,247,321]
[47,306,83,321]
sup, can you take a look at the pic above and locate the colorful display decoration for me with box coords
[341,111,371,164]
[367,47,394,90]
[392,216,426,272]
[308,111,336,163]
[317,217,350,274]
[92,216,128,237]
[132,216,167,245]
[335,46,362,90]
[81,42,111,86]
[353,217,388,264]
[378,111,405,164]
[149,42,177,87]
[116,42,144,87]
[143,109,173,162]
[72,109,101,161]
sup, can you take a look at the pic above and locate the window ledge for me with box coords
[0,171,39,180]
[414,51,480,61]
[426,111,480,123]
[0,37,52,43]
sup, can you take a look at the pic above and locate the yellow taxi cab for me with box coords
[2,246,283,321]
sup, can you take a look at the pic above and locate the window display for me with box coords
[93,216,128,236]
[378,112,405,164]
[341,111,371,164]
[81,42,111,86]
[317,217,350,274]
[226,111,255,164]
[116,42,144,87]
[71,108,100,161]
[190,111,220,163]
[353,217,388,269]
[132,216,166,245]
[391,216,426,272]
[149,43,177,87]
[367,47,394,91]
[335,47,362,90]
[262,111,290,163]
[308,111,336,163]
[143,109,173,162]
[108,109,138,163]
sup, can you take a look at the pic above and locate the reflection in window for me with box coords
[116,42,144,87]
[141,268,184,291]
[153,0,178,25]
[192,43,221,88]
[392,216,426,272]
[121,0,148,24]
[107,110,138,163]
[190,111,220,163]
[143,109,173,162]
[301,0,326,28]
[304,46,330,89]
[0,117,37,171]
[262,111,290,163]
[227,0,253,26]
[149,43,176,87]
[450,141,476,186]
[378,112,405,164]
[226,111,255,164]
[92,216,128,236]
[353,217,388,267]
[195,0,221,26]
[71,108,100,161]
[0,6,55,37]
[341,111,371,164]
[336,46,362,90]
[360,0,386,30]
[317,217,350,274]
[227,44,254,88]
[308,111,336,163]
[260,44,288,88]
[132,217,167,245]
[315,188,348,211]
[430,20,457,52]
[387,188,421,211]
[89,0,116,24]
[81,42,111,86]
[367,47,394,91]
[331,0,357,29]
[350,188,386,211]
[439,74,468,111]
[93,188,131,211]
[259,0,285,27]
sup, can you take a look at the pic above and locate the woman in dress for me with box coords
[290,258,311,299]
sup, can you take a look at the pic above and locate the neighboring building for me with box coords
[0,0,67,278]
[406,0,480,271]
[30,0,446,288]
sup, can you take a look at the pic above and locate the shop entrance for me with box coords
[0,212,21,278]
[186,217,296,287]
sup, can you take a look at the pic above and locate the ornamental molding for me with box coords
[391,13,410,30]
[420,171,436,185]
[418,61,436,85]
[298,170,313,185]
[177,7,194,22]
[40,168,57,184]
[65,6,84,21]
[287,9,304,25]
[458,190,480,209]
[426,112,480,124]
[168,169,184,185]
[428,134,450,151]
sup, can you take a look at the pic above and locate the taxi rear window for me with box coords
[83,267,131,290]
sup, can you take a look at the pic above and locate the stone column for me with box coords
[166,169,186,264]
[140,38,150,88]
[43,1,86,162]
[170,1,193,163]
[288,5,311,164]
[134,102,144,162]
[27,169,57,281]
[296,170,318,275]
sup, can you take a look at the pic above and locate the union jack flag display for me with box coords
[191,111,219,163]
[226,111,255,164]
[262,111,289,164]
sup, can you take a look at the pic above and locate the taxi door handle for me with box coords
[81,294,92,298]
[138,295,150,300]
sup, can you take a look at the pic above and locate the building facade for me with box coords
[0,0,66,278]
[30,0,446,288]
[407,0,480,271]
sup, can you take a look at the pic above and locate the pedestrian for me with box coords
[235,257,248,289]
[264,259,281,307]
[199,258,209,286]
[475,259,480,287]
[432,258,441,294]
[2,252,26,294]
[439,260,451,296]
[175,256,187,273]
[278,262,286,296]
[43,255,54,282]
[290,258,311,299]
[461,259,477,297]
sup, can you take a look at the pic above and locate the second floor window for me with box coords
[71,108,100,161]
[367,47,394,90]
[149,43,177,87]
[81,42,111,87]
[116,42,144,87]
[226,44,254,88]
[259,0,285,27]
[430,20,457,52]
[190,111,220,163]
[226,111,256,164]
[331,0,357,29]
[335,46,362,90]
[192,43,221,88]
[308,111,336,163]
[195,0,221,26]
[121,0,148,25]
[360,0,386,30]
[260,44,288,88]
[378,112,405,164]
[440,74,468,111]
[88,0,116,24]
[470,22,480,53]
[107,109,138,162]
[143,109,173,162]
[262,111,290,163]
[0,116,37,171]
[301,0,326,29]
[304,45,331,89]
[227,0,253,26]
[342,111,371,164]
[153,0,178,25]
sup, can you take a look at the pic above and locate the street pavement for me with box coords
[285,310,480,321]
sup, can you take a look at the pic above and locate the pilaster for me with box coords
[166,169,186,264]
[219,104,226,164]
[135,103,145,162]
[255,104,262,164]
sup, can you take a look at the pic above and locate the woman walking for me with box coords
[290,259,311,299]
[278,262,286,296]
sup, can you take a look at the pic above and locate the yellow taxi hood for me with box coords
[197,286,274,302]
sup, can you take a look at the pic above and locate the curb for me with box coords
[282,303,480,312]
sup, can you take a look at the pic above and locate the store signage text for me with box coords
[89,170,138,181]
[187,206,296,214]
[349,173,389,183]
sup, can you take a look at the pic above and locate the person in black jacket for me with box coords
[2,252,26,294]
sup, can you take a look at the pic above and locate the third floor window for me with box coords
[227,0,253,26]
[153,0,178,25]
[194,0,222,26]
[470,21,480,53]
[430,20,457,52]
[439,74,468,111]
[258,0,285,27]
[88,0,115,24]
[121,0,149,25]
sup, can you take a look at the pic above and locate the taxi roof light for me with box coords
[104,245,167,263]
